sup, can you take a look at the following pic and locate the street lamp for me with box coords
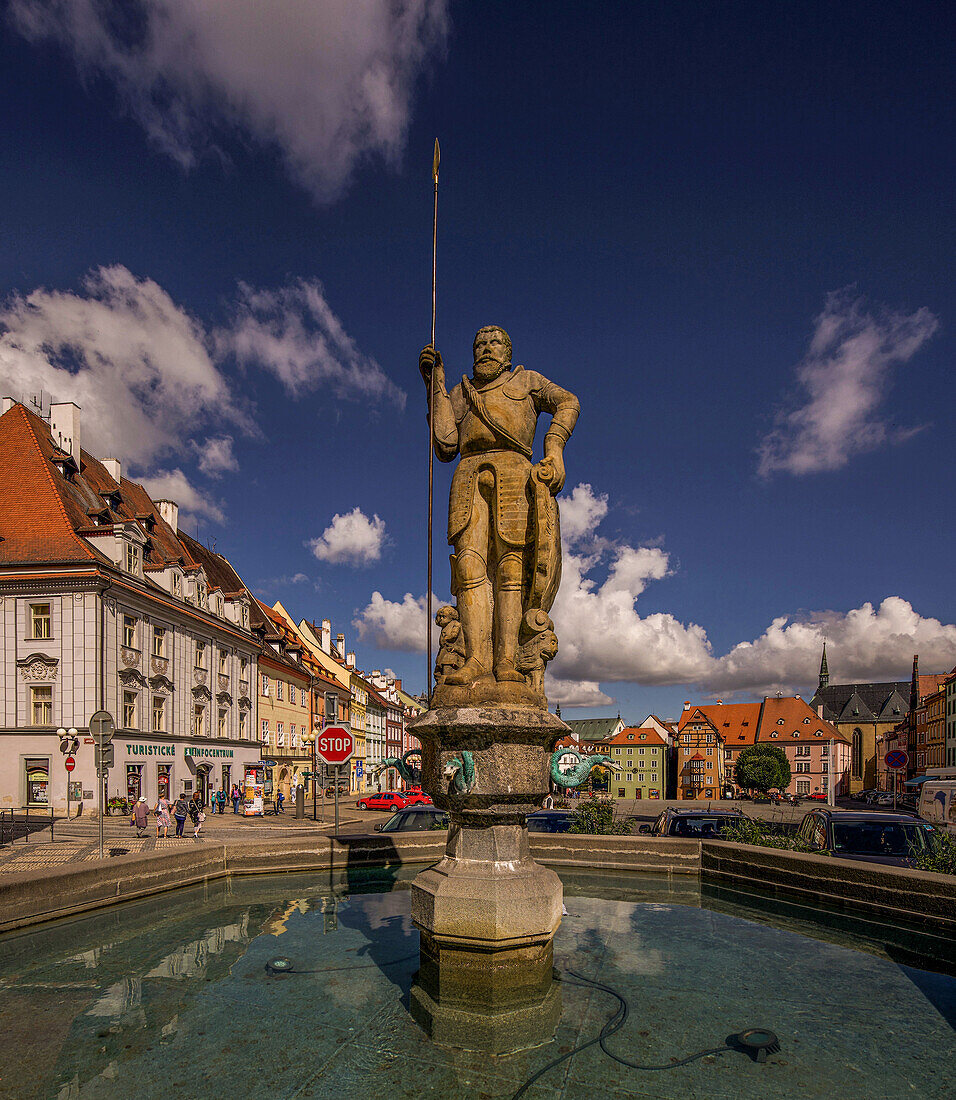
[303,729,318,821]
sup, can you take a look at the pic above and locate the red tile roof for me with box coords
[756,696,847,743]
[608,725,668,747]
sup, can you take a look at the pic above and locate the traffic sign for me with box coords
[64,756,76,772]
[316,725,354,766]
[95,743,114,770]
[89,710,115,743]
[885,749,908,771]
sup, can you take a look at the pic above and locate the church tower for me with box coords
[817,641,830,695]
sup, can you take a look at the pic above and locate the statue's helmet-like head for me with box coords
[472,326,512,383]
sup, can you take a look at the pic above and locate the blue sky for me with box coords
[1,1,954,720]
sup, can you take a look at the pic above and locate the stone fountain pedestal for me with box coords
[408,704,568,1053]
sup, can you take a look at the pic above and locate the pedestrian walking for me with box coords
[155,794,172,838]
[231,784,241,814]
[173,793,189,837]
[216,787,227,815]
[189,792,205,839]
[275,790,285,815]
[131,796,150,838]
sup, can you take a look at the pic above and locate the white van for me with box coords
[918,780,956,835]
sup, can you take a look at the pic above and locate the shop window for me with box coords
[30,603,52,640]
[25,759,49,804]
[194,705,206,738]
[123,615,137,649]
[157,765,171,800]
[31,685,53,725]
[618,788,626,797]
[152,696,165,733]
[127,764,143,801]
[152,627,166,658]
[123,691,137,730]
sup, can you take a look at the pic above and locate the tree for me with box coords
[734,744,791,796]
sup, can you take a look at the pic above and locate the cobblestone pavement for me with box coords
[0,801,377,874]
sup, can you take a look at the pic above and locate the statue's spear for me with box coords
[427,138,440,704]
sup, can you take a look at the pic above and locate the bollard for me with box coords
[295,786,305,819]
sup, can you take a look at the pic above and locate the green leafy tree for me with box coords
[568,797,632,835]
[734,744,791,796]
[916,830,956,876]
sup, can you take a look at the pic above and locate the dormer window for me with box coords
[125,541,141,576]
[771,732,778,738]
[171,572,182,598]
[777,718,785,725]
[792,732,799,737]
[803,717,811,724]
[197,582,207,610]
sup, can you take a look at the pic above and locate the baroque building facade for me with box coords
[0,399,262,812]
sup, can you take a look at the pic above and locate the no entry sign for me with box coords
[315,725,354,766]
[884,749,908,771]
[64,756,76,772]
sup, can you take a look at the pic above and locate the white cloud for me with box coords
[544,675,614,709]
[309,508,386,566]
[708,597,956,695]
[353,591,439,652]
[139,468,225,525]
[11,0,450,202]
[0,265,248,469]
[559,483,608,545]
[220,280,405,406]
[195,436,238,477]
[0,265,403,490]
[758,288,939,477]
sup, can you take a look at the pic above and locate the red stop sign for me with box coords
[315,725,354,765]
[64,756,76,772]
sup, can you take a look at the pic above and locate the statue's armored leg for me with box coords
[494,550,525,682]
[443,548,492,684]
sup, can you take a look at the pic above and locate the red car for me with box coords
[357,791,409,812]
[807,792,828,802]
[404,790,433,805]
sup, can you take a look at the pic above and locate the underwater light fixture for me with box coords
[266,957,295,973]
[733,1028,781,1063]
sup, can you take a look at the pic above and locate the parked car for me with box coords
[356,791,409,812]
[806,792,828,802]
[918,780,956,836]
[375,806,448,832]
[640,808,745,839]
[864,790,892,805]
[324,782,350,797]
[526,809,574,833]
[796,809,934,867]
[403,790,433,805]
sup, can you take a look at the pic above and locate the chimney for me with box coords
[1,398,15,415]
[395,679,402,691]
[321,619,331,654]
[156,500,179,532]
[102,458,122,484]
[336,632,345,659]
[346,653,356,669]
[50,401,81,465]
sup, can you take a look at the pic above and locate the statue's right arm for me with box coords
[420,344,459,461]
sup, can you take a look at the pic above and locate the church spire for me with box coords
[817,641,830,694]
[910,653,919,713]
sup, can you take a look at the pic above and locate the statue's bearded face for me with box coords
[472,327,512,383]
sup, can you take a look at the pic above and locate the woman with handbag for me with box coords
[189,792,205,839]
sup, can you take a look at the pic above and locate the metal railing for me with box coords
[0,807,55,848]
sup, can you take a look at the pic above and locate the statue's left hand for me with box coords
[535,453,566,494]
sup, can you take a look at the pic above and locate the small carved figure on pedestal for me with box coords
[434,604,466,685]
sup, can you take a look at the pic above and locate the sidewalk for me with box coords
[0,799,373,875]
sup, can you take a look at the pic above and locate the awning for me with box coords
[904,775,930,787]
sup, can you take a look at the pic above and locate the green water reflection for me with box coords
[0,869,950,1099]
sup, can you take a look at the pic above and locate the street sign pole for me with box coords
[89,711,115,861]
[335,765,341,838]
